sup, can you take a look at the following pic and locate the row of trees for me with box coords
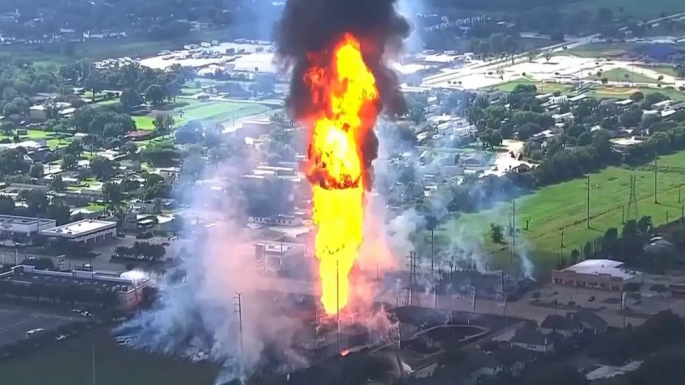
[114,242,167,261]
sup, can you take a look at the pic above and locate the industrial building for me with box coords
[41,219,117,245]
[0,265,150,310]
[551,259,639,291]
[0,215,56,246]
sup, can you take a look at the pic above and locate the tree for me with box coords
[544,52,552,63]
[490,223,504,243]
[102,181,123,205]
[144,84,166,106]
[570,249,580,265]
[89,156,116,180]
[29,163,44,178]
[153,114,175,136]
[120,89,144,110]
[61,154,78,171]
[50,175,68,192]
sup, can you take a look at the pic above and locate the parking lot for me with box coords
[0,305,82,347]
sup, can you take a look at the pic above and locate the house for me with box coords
[494,345,538,375]
[568,310,609,334]
[552,112,573,124]
[461,153,485,167]
[459,351,503,384]
[540,314,584,337]
[510,328,559,353]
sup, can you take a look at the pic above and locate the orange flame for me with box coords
[303,33,380,315]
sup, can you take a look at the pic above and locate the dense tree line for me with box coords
[0,0,237,41]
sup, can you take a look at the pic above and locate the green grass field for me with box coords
[132,98,272,130]
[490,79,573,94]
[440,151,685,273]
[564,0,685,20]
[638,65,680,78]
[0,329,218,385]
[591,68,664,84]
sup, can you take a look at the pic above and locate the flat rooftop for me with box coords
[562,259,636,280]
[0,266,139,291]
[0,215,54,226]
[41,219,116,237]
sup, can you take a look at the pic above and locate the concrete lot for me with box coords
[0,305,81,347]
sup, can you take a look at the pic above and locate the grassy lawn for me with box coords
[637,65,680,78]
[563,0,685,20]
[86,203,107,212]
[591,68,663,84]
[588,85,685,101]
[441,151,685,273]
[489,79,573,94]
[565,43,638,58]
[133,99,272,130]
[0,329,218,385]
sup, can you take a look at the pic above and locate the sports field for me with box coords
[133,98,272,130]
[590,69,663,84]
[440,150,685,273]
[0,329,219,385]
[491,79,573,94]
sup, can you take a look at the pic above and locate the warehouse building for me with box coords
[0,215,56,246]
[551,259,640,291]
[0,265,150,310]
[41,219,117,245]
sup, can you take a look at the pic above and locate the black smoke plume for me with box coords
[275,0,410,190]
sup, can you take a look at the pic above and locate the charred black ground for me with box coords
[275,0,410,188]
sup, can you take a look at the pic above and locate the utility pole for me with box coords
[586,175,591,228]
[679,185,682,203]
[510,200,516,267]
[560,229,565,256]
[91,344,96,385]
[336,259,340,353]
[406,252,420,307]
[234,292,244,367]
[430,228,434,277]
[654,152,658,204]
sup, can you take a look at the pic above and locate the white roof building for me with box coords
[552,259,640,291]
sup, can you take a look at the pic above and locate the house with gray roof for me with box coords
[540,314,584,337]
[510,328,560,353]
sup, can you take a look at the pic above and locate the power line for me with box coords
[654,152,658,204]
[405,252,420,307]
[627,175,638,221]
[586,175,591,228]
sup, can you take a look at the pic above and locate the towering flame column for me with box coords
[304,34,380,315]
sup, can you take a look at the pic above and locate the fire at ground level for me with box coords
[254,241,535,306]
[206,287,510,385]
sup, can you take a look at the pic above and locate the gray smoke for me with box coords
[113,140,311,383]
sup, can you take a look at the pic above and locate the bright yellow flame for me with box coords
[304,33,379,315]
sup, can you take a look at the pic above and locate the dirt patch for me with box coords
[603,50,628,57]
[597,86,640,96]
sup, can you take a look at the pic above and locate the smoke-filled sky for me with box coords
[275,0,411,121]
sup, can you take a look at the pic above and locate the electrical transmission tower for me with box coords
[627,175,639,221]
[405,252,421,307]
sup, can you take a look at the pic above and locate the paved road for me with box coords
[255,276,660,328]
[421,12,685,89]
